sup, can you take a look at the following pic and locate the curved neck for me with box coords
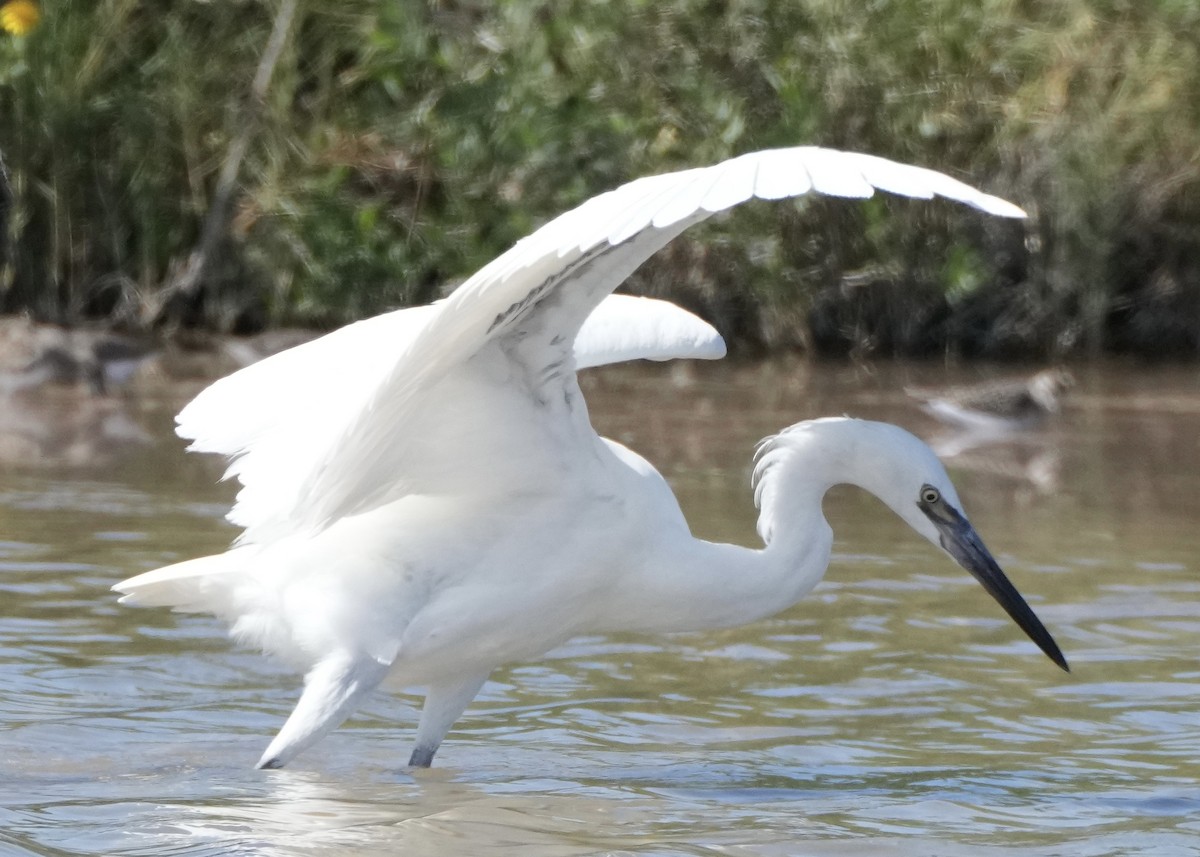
[619,527,833,633]
[600,419,928,636]
[604,433,840,634]
[611,419,916,634]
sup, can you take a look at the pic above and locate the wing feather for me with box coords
[178,295,724,530]
[650,167,730,227]
[699,153,760,212]
[573,294,726,369]
[605,171,701,245]
[751,148,814,200]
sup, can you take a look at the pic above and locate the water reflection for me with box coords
[1,359,1199,856]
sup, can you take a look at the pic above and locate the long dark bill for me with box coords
[926,503,1069,672]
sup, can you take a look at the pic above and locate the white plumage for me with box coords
[115,146,1064,771]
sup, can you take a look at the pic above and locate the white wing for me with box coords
[193,146,1022,540]
[572,294,726,369]
[178,294,724,526]
[178,304,436,483]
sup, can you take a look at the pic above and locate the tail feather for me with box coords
[113,550,247,614]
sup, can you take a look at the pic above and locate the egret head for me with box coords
[758,418,1069,672]
[860,423,1068,672]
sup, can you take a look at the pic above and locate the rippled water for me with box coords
[1,361,1198,856]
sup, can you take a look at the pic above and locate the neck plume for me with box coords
[753,418,855,547]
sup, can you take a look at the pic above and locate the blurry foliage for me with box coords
[0,1,40,36]
[0,0,1198,356]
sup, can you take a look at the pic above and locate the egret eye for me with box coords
[920,486,940,505]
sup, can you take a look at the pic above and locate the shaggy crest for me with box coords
[752,419,845,543]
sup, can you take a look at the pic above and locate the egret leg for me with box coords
[408,671,491,768]
[257,652,391,770]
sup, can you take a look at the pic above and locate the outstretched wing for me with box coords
[202,146,1022,540]
[177,295,722,468]
[178,293,725,533]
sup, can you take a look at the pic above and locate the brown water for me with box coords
[1,360,1198,856]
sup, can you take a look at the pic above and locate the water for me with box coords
[1,360,1198,856]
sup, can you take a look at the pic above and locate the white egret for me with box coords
[115,147,1067,770]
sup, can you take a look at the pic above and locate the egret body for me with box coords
[115,147,1067,770]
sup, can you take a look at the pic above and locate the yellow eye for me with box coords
[920,486,940,505]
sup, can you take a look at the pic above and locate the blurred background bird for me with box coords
[908,368,1075,431]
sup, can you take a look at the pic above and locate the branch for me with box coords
[151,0,299,327]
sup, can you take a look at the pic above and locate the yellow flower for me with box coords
[1,0,40,35]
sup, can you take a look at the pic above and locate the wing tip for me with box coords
[978,195,1028,219]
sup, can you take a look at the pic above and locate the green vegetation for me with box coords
[1,1,1198,357]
